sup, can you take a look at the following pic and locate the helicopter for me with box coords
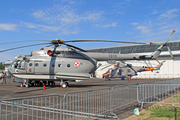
[102,60,165,81]
[1,30,175,88]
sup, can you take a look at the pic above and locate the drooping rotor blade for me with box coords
[64,40,146,44]
[0,40,50,45]
[62,43,87,52]
[0,43,50,53]
[167,46,174,59]
[167,30,175,43]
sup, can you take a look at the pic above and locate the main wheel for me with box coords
[62,82,67,88]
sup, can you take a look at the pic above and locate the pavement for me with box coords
[0,77,167,99]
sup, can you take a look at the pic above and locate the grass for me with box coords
[146,107,180,119]
[139,113,145,116]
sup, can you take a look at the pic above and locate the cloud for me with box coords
[0,23,18,31]
[131,22,138,25]
[30,4,104,35]
[22,22,61,32]
[102,22,118,28]
[0,53,15,62]
[136,26,152,34]
[31,4,102,26]
[158,9,179,20]
[151,10,158,14]
[21,22,80,35]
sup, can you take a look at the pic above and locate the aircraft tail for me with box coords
[150,30,175,59]
[145,60,165,71]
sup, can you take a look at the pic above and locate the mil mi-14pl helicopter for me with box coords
[0,30,175,88]
[102,60,165,81]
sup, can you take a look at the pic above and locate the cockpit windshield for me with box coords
[10,60,25,69]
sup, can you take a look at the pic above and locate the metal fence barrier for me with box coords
[61,88,112,119]
[110,84,137,111]
[137,84,180,108]
[1,78,180,119]
[0,94,62,120]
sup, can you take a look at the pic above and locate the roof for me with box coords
[87,40,180,54]
[3,60,13,65]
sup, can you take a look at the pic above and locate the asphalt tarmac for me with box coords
[0,77,167,99]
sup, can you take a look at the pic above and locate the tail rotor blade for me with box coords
[167,30,175,43]
[167,47,174,59]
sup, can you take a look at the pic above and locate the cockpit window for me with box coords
[11,61,18,68]
[10,61,16,68]
[10,60,25,69]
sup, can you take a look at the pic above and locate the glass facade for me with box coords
[87,41,180,54]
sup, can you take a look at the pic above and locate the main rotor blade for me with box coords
[150,42,163,45]
[63,43,87,52]
[0,40,50,45]
[0,43,50,53]
[167,46,174,59]
[64,40,146,44]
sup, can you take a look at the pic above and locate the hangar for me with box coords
[88,40,180,79]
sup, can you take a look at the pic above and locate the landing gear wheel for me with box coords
[62,82,67,88]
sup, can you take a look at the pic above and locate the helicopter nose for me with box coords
[8,68,14,77]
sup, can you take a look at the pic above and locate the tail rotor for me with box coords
[150,30,175,59]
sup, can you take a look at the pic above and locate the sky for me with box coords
[0,0,180,62]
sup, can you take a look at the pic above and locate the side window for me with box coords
[43,63,47,67]
[52,64,55,67]
[29,63,33,67]
[58,64,61,67]
[35,63,39,67]
[67,64,70,67]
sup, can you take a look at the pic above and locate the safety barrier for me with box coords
[137,84,180,108]
[61,88,112,119]
[110,84,137,111]
[0,94,62,120]
[1,78,180,119]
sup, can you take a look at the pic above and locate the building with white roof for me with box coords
[87,40,180,79]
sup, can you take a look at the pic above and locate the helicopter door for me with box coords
[26,61,35,73]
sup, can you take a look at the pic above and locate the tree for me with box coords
[0,62,5,70]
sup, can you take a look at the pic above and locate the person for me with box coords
[0,72,3,83]
[2,72,6,84]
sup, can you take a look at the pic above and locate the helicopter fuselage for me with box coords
[8,46,96,83]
